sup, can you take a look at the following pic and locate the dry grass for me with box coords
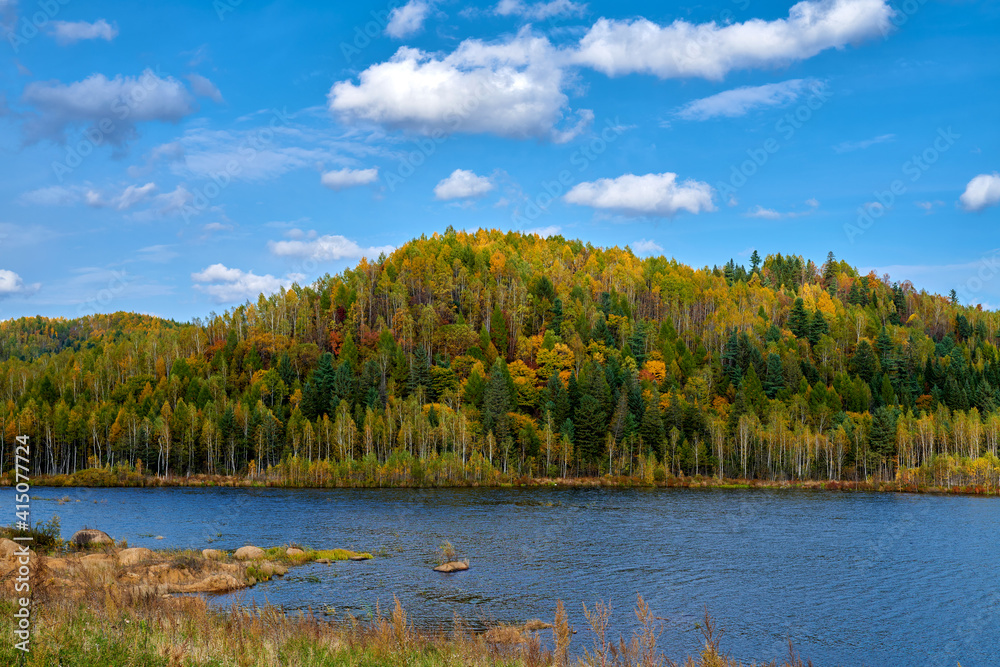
[1,572,814,667]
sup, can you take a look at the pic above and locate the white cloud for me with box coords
[434,169,494,200]
[329,32,588,142]
[19,182,157,210]
[192,264,305,303]
[320,167,379,190]
[916,200,944,214]
[747,199,820,219]
[833,133,895,153]
[48,19,118,45]
[632,239,664,256]
[0,269,39,298]
[187,74,224,104]
[495,0,587,20]
[746,205,782,220]
[675,79,819,120]
[386,1,431,38]
[960,173,1000,212]
[21,69,196,146]
[565,172,715,217]
[268,233,394,262]
[112,182,157,210]
[573,0,893,80]
[525,225,561,237]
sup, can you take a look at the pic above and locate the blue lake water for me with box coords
[19,486,1000,666]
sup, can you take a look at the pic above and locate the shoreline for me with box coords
[4,469,998,496]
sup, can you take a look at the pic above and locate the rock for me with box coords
[524,619,553,632]
[254,561,288,577]
[349,554,371,561]
[118,547,155,566]
[315,558,331,564]
[71,528,113,548]
[433,560,469,573]
[0,538,19,558]
[286,547,305,557]
[80,553,114,570]
[202,549,224,560]
[234,546,265,561]
[155,536,164,540]
[174,573,243,593]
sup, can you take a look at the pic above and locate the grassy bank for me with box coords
[4,466,999,497]
[0,584,811,667]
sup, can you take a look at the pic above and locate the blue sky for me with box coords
[0,0,997,321]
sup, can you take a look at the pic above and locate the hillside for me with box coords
[2,228,998,487]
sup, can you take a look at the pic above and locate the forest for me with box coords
[2,228,999,489]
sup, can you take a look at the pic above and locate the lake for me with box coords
[21,486,1000,666]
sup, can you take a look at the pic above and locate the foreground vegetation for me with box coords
[0,586,811,667]
[3,229,1000,489]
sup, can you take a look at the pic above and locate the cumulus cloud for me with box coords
[434,169,494,200]
[192,264,305,303]
[495,0,587,20]
[329,32,588,142]
[386,1,431,38]
[21,69,196,146]
[833,133,894,153]
[268,232,394,262]
[573,0,893,80]
[675,79,820,120]
[186,74,224,103]
[632,239,664,256]
[960,173,1000,212]
[48,19,118,45]
[0,269,39,298]
[565,172,715,217]
[320,167,379,190]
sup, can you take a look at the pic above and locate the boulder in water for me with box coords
[433,560,469,573]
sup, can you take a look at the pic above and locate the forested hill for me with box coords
[2,228,999,487]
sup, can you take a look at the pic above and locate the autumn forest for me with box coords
[2,228,999,490]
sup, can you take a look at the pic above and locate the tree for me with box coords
[639,392,664,454]
[750,250,761,274]
[763,353,784,399]
[808,309,829,345]
[849,340,879,385]
[788,298,809,338]
[482,359,512,442]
